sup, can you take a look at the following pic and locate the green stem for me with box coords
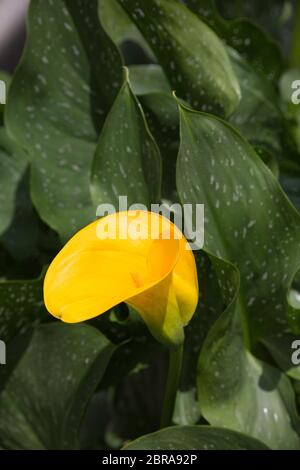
[160,344,183,429]
[290,0,300,67]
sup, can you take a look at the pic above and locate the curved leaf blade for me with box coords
[228,48,282,153]
[197,260,300,450]
[176,104,300,448]
[99,0,155,60]
[5,0,122,240]
[128,65,171,96]
[117,0,240,117]
[123,425,270,450]
[185,0,284,82]
[91,70,161,209]
[177,105,300,342]
[0,323,116,449]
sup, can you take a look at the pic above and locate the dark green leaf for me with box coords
[1,168,41,261]
[0,323,115,449]
[138,93,179,201]
[174,252,223,425]
[0,131,54,264]
[185,0,284,82]
[215,0,292,45]
[0,270,45,344]
[198,285,300,450]
[6,0,122,240]
[91,70,161,208]
[105,344,166,445]
[123,425,270,450]
[176,104,300,448]
[228,48,282,153]
[128,64,180,200]
[255,147,279,179]
[117,0,240,117]
[99,0,154,59]
[0,129,27,237]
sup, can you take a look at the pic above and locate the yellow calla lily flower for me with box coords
[44,211,198,345]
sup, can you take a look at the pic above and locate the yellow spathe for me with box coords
[44,211,198,345]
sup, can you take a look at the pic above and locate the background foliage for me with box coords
[0,0,300,450]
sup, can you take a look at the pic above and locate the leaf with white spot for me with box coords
[176,103,300,448]
[197,265,300,449]
[6,0,122,240]
[91,70,161,208]
[0,323,116,449]
[0,270,45,344]
[117,0,240,117]
[128,64,179,200]
[185,0,284,82]
[123,425,270,449]
[99,0,154,59]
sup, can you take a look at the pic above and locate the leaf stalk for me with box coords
[160,343,183,429]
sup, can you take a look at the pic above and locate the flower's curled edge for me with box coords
[44,211,198,346]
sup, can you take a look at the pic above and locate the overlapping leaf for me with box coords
[0,75,46,260]
[176,104,300,448]
[6,0,122,240]
[185,0,284,81]
[99,0,154,60]
[123,425,269,449]
[128,65,179,201]
[214,0,290,41]
[103,344,167,444]
[117,0,240,117]
[128,59,282,180]
[0,129,27,237]
[91,70,161,209]
[228,48,282,153]
[173,252,223,426]
[0,323,116,449]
